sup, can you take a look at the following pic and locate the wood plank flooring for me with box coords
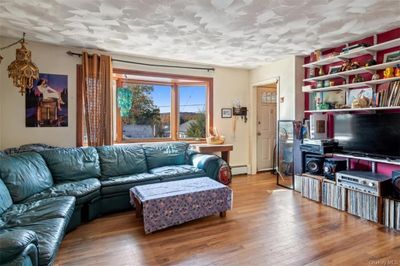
[55,173,400,266]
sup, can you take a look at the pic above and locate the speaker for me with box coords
[305,154,325,175]
[323,158,347,180]
[392,170,400,198]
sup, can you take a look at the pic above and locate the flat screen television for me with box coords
[334,113,400,160]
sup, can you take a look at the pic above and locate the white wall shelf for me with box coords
[304,106,400,114]
[303,77,400,93]
[303,60,400,83]
[303,38,400,68]
[332,153,400,166]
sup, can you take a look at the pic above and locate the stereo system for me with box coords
[323,158,347,181]
[300,139,340,155]
[336,170,392,197]
[305,154,325,175]
[392,170,400,198]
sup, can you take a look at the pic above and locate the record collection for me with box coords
[294,175,302,193]
[301,176,321,202]
[322,181,346,211]
[347,190,379,222]
[383,198,400,231]
[375,81,400,107]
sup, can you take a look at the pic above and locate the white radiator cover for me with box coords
[231,165,248,175]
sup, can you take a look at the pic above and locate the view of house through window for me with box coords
[115,72,212,142]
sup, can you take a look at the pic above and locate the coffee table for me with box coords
[129,177,232,234]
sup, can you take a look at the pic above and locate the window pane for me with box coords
[117,84,171,139]
[178,85,207,139]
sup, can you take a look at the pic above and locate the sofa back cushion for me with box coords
[40,147,101,182]
[142,142,189,169]
[0,179,13,215]
[0,152,53,203]
[96,145,147,177]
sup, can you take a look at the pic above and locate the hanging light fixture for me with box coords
[1,33,39,95]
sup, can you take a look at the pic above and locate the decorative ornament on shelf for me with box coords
[352,74,364,83]
[383,67,394,79]
[372,73,380,80]
[318,67,325,76]
[1,33,39,95]
[395,65,400,77]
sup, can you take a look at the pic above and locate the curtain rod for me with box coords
[66,51,215,72]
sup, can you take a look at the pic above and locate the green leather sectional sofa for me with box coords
[0,142,229,266]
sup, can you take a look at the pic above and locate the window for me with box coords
[114,69,213,142]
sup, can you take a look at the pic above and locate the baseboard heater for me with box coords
[231,165,248,175]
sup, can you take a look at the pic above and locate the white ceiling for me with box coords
[0,0,399,68]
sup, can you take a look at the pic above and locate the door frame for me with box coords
[249,77,280,175]
[256,86,277,172]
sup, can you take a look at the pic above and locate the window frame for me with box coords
[113,68,213,143]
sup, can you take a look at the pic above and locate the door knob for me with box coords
[257,132,261,136]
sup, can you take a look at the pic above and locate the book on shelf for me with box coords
[375,81,400,107]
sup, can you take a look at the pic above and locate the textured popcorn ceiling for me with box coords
[0,0,399,68]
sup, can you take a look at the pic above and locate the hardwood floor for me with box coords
[56,173,400,266]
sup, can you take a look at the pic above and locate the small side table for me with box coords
[192,144,233,164]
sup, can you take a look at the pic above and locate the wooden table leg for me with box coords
[221,151,230,165]
[134,197,142,218]
[220,211,226,217]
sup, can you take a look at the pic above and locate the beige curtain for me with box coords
[82,52,113,146]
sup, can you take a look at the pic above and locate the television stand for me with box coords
[333,153,400,172]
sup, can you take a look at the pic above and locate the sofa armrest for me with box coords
[190,154,232,184]
[0,229,38,265]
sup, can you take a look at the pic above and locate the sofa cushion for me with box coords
[142,142,189,169]
[100,173,160,195]
[40,147,101,182]
[23,179,101,206]
[0,151,6,157]
[96,145,147,177]
[0,179,13,216]
[1,196,75,228]
[150,165,206,180]
[0,152,53,203]
[14,218,68,266]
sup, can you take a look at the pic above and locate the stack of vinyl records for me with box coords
[347,190,379,222]
[322,181,346,211]
[294,175,302,193]
[301,176,321,202]
[383,198,400,230]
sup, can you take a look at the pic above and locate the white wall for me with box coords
[248,55,304,174]
[0,38,250,168]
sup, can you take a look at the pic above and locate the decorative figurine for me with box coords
[395,65,400,77]
[329,80,335,87]
[323,80,330,87]
[315,50,322,61]
[365,59,377,67]
[340,59,352,72]
[372,73,380,80]
[317,80,323,88]
[384,67,394,79]
[351,61,360,69]
[352,74,364,83]
[318,67,325,76]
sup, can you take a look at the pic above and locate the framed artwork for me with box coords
[347,88,373,105]
[221,108,232,118]
[26,73,68,127]
[328,65,342,74]
[384,51,400,62]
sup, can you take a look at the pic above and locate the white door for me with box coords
[257,87,277,171]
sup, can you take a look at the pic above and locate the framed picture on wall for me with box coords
[25,73,68,127]
[328,65,342,74]
[221,108,232,118]
[384,51,400,62]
